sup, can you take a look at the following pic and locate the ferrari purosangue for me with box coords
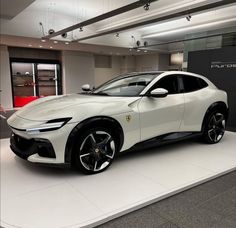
[7,71,228,173]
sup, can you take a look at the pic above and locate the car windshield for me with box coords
[91,74,159,96]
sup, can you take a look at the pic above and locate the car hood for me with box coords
[13,94,141,122]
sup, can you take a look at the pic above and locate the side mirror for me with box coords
[149,88,168,98]
[82,84,91,92]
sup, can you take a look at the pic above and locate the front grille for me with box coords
[13,134,34,150]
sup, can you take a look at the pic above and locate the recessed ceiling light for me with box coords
[50,46,53,49]
[28,44,32,47]
[65,42,69,45]
[53,40,58,44]
[144,50,148,53]
[39,45,43,48]
[41,39,46,42]
[137,49,141,52]
[129,48,132,51]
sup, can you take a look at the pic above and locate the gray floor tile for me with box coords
[157,221,180,228]
[198,186,236,219]
[172,207,236,228]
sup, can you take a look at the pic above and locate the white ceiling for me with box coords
[0,0,35,19]
[0,0,236,52]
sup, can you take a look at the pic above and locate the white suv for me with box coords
[7,71,228,174]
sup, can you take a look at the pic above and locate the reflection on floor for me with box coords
[1,132,236,228]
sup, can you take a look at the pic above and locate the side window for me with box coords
[183,76,208,93]
[198,78,208,89]
[153,75,179,94]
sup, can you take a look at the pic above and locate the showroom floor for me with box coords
[99,171,236,228]
[1,115,236,228]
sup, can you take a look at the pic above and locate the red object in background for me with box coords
[14,96,39,107]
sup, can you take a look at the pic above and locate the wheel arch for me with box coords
[65,116,124,164]
[201,101,229,132]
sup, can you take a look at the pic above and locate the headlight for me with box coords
[26,117,72,134]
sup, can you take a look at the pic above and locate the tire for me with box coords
[202,110,226,144]
[73,127,118,174]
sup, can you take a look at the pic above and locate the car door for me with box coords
[179,75,210,132]
[138,75,185,141]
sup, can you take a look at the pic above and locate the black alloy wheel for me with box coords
[203,111,226,144]
[74,127,117,174]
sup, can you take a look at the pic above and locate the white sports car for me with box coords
[7,71,228,174]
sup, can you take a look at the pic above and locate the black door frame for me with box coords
[9,58,62,107]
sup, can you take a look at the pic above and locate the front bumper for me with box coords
[10,132,56,160]
[7,113,77,164]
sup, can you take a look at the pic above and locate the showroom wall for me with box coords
[188,46,236,131]
[61,50,95,94]
[0,45,12,109]
[94,56,121,86]
[94,53,170,87]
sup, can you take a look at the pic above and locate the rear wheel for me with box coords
[203,111,226,144]
[73,127,118,174]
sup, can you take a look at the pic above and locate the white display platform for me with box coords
[1,132,236,228]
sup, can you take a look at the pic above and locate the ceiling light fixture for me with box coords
[143,18,236,39]
[50,46,53,49]
[65,42,69,45]
[39,45,43,48]
[48,29,55,35]
[53,40,58,44]
[137,49,141,52]
[143,2,150,11]
[28,44,32,47]
[115,33,119,37]
[61,33,67,38]
[41,39,46,42]
[186,15,192,21]
[144,41,148,47]
[79,27,83,32]
[144,50,148,53]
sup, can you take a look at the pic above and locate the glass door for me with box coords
[37,64,58,97]
[11,62,37,107]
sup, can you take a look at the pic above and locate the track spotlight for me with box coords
[136,40,141,47]
[144,3,150,11]
[186,15,192,21]
[61,33,67,38]
[48,29,55,35]
[79,27,83,32]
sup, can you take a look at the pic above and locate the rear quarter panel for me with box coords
[180,87,227,132]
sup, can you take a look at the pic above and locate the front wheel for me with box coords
[73,127,118,174]
[202,111,226,144]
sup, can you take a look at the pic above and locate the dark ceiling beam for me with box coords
[75,0,236,42]
[43,0,158,39]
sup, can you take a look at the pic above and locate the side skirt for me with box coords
[123,132,203,153]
